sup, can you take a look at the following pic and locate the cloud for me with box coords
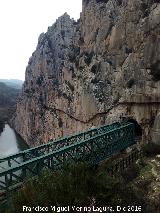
[0,0,82,80]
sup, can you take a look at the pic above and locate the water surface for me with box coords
[0,124,28,158]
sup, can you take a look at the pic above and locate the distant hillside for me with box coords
[0,79,23,89]
[0,82,20,124]
[0,82,20,107]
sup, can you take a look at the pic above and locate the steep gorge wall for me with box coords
[13,0,160,146]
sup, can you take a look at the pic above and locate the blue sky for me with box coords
[0,0,82,80]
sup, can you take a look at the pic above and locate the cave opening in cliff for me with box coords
[128,119,142,137]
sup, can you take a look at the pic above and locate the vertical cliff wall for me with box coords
[13,0,160,146]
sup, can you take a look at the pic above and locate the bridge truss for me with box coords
[0,122,135,200]
[0,122,122,172]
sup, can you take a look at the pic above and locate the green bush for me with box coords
[36,75,43,86]
[142,143,160,157]
[5,162,154,213]
[84,51,94,66]
[120,163,140,183]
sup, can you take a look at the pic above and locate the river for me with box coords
[0,124,28,158]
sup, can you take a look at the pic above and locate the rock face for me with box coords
[152,112,160,145]
[12,0,160,146]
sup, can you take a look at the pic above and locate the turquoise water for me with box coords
[0,124,28,158]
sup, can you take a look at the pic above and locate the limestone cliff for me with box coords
[12,0,160,146]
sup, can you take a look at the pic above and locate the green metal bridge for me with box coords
[0,122,135,200]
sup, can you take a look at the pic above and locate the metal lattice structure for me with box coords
[0,122,122,172]
[0,122,135,199]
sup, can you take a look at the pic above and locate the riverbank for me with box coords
[0,80,21,137]
[0,107,15,122]
[0,106,16,133]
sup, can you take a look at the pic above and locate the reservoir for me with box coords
[0,124,28,159]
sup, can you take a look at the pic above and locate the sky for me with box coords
[0,0,82,81]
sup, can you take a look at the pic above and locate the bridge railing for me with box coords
[106,149,143,176]
[0,122,123,171]
[0,122,135,196]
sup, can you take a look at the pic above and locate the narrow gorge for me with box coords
[12,0,160,147]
